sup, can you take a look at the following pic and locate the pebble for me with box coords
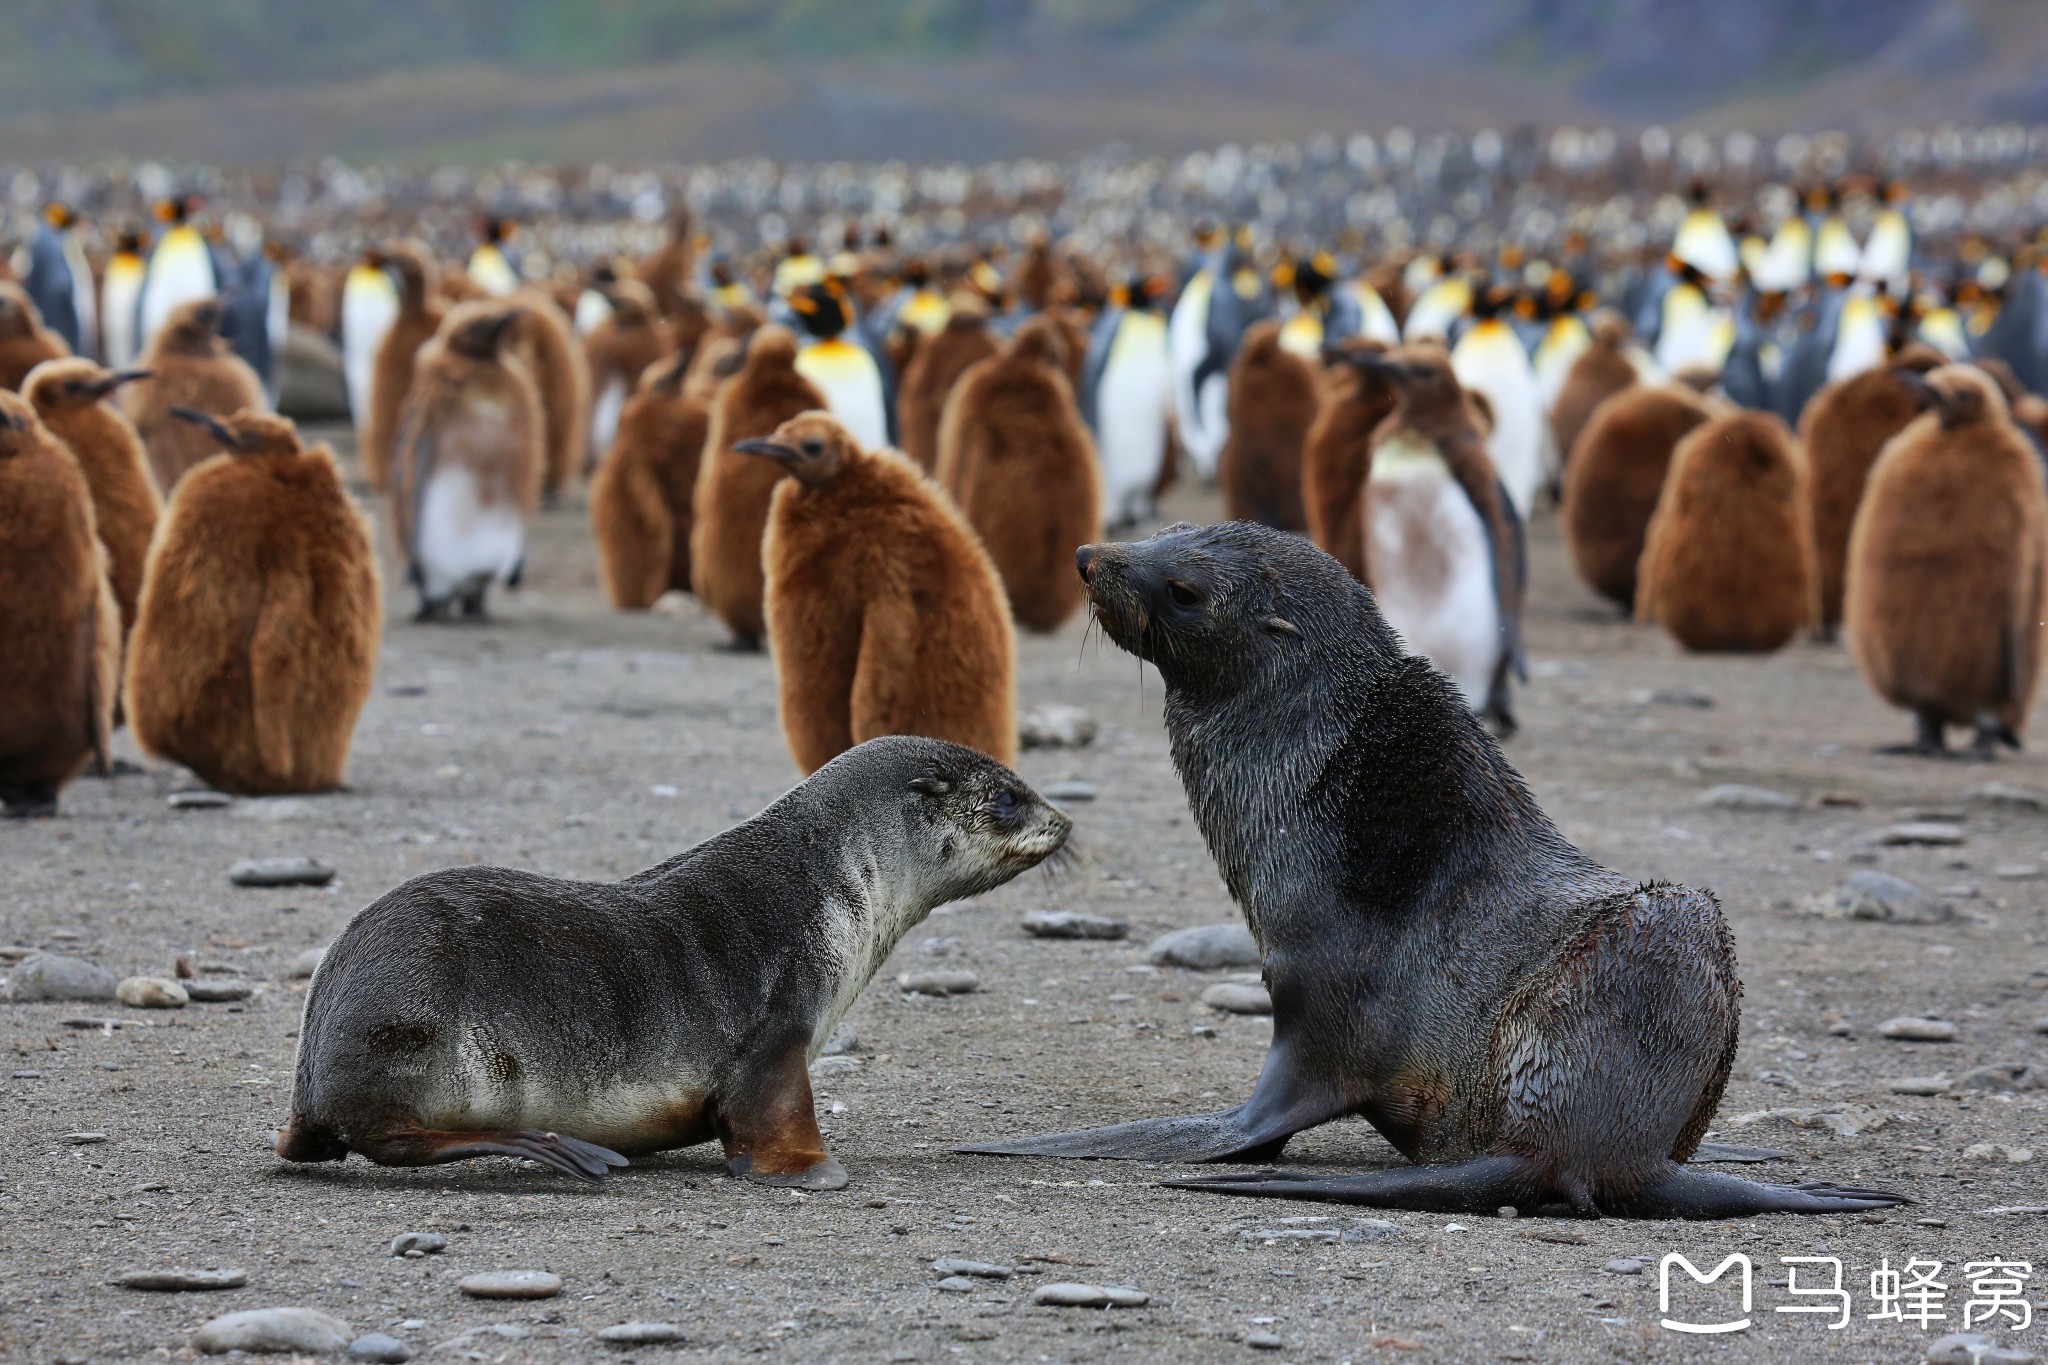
[1827,870,1951,924]
[821,1023,859,1056]
[1637,686,1712,708]
[1956,1063,2046,1092]
[1019,704,1098,749]
[68,1131,109,1143]
[287,946,328,979]
[2,953,117,1002]
[1886,1076,1951,1096]
[1245,1331,1284,1350]
[119,1268,248,1291]
[184,978,254,1002]
[932,1259,1013,1279]
[1146,923,1260,970]
[389,1232,447,1257]
[1728,1106,1887,1137]
[1698,784,1800,811]
[1604,1258,1646,1275]
[1962,1142,2035,1165]
[168,790,232,810]
[1927,1331,2042,1365]
[347,1333,414,1363]
[116,976,189,1009]
[2035,1018,2048,1035]
[1033,1283,1149,1308]
[1043,780,1098,803]
[935,1275,977,1293]
[598,1322,687,1345]
[1880,1017,1958,1042]
[1970,783,2048,810]
[229,856,335,888]
[193,1307,352,1355]
[897,969,979,996]
[810,1055,862,1077]
[1878,823,1965,847]
[1995,863,2043,881]
[459,1270,561,1299]
[1201,982,1273,1015]
[386,682,429,697]
[1021,910,1127,941]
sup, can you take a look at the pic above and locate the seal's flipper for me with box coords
[955,1109,1296,1163]
[1165,1155,1532,1213]
[1688,1142,1790,1164]
[733,1153,848,1191]
[1615,1169,1911,1218]
[719,1045,843,1188]
[352,1127,628,1183]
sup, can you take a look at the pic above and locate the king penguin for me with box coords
[1080,275,1174,528]
[1168,226,1267,480]
[100,231,149,371]
[466,218,522,297]
[136,196,219,357]
[340,250,400,438]
[788,281,889,452]
[23,203,97,360]
[1449,286,1546,518]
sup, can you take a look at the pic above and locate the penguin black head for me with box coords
[115,229,145,256]
[479,217,515,245]
[788,282,852,340]
[153,195,198,225]
[1287,253,1335,305]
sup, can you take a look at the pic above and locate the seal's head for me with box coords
[1076,521,1390,695]
[811,736,1071,904]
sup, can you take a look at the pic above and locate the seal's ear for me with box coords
[909,775,953,797]
[1265,616,1300,637]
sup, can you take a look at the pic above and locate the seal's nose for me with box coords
[1075,545,1098,584]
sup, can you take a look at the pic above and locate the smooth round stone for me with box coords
[597,1322,686,1345]
[1830,870,1949,924]
[348,1333,414,1363]
[1043,780,1098,803]
[459,1270,561,1299]
[810,1054,862,1077]
[185,978,254,1002]
[1604,1258,1646,1275]
[67,1132,108,1144]
[1972,782,2048,809]
[389,1232,447,1257]
[1880,1017,1958,1042]
[3,953,118,1002]
[193,1307,352,1355]
[1146,923,1260,970]
[1246,1331,1284,1350]
[897,969,979,996]
[117,976,189,1009]
[932,1258,1013,1279]
[820,1022,859,1056]
[229,857,335,888]
[1956,1063,2045,1092]
[1021,910,1127,940]
[1638,686,1713,708]
[935,1275,977,1293]
[288,945,328,979]
[1019,704,1098,749]
[1698,784,1799,811]
[1926,1332,2039,1365]
[1201,982,1273,1015]
[1886,1076,1951,1096]
[1963,1142,2036,1165]
[119,1268,248,1291]
[168,790,233,810]
[1033,1282,1149,1308]
[1878,823,1964,847]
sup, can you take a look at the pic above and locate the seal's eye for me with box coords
[801,438,825,457]
[993,789,1020,819]
[1165,580,1202,608]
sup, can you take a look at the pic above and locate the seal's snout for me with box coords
[1076,544,1099,584]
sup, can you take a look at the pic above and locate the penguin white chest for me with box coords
[1097,314,1171,524]
[589,377,628,463]
[796,341,888,451]
[1365,438,1500,709]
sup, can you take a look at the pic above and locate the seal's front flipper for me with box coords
[1688,1142,1790,1164]
[1616,1168,1911,1218]
[720,1044,847,1190]
[353,1127,628,1183]
[1165,1155,1531,1213]
[955,1109,1294,1163]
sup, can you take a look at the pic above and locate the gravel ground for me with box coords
[5,425,2047,1364]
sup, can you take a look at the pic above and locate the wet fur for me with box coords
[24,361,162,637]
[122,301,264,494]
[898,312,999,473]
[590,358,709,609]
[934,318,1099,632]
[1218,320,1317,531]
[1562,386,1711,609]
[1637,411,1817,652]
[125,426,381,794]
[689,328,827,645]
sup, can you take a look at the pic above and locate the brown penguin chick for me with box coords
[1845,365,2048,756]
[121,297,263,495]
[1801,345,1947,634]
[0,282,70,390]
[1561,384,1713,609]
[689,327,828,649]
[1015,236,1060,313]
[1303,341,1398,581]
[1550,311,1640,469]
[634,211,696,319]
[1636,411,1816,653]
[0,392,117,815]
[362,241,447,494]
[897,303,999,473]
[932,316,1099,633]
[21,360,159,637]
[680,304,764,406]
[1217,319,1317,531]
[741,413,1016,773]
[589,353,709,609]
[583,279,675,471]
[389,302,544,620]
[505,289,590,499]
[125,409,380,795]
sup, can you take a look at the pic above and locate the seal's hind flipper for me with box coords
[1614,1168,1911,1218]
[352,1127,627,1183]
[956,1110,1297,1163]
[1165,1155,1532,1213]
[1687,1142,1790,1164]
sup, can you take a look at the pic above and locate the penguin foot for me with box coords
[716,633,763,654]
[414,600,455,624]
[89,758,147,779]
[1,791,59,819]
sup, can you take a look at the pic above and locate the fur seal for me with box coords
[276,737,1069,1187]
[959,522,1907,1218]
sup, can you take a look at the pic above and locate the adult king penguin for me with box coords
[1450,286,1545,519]
[23,203,96,359]
[788,281,889,452]
[1169,226,1267,480]
[136,196,220,355]
[1080,275,1174,528]
[340,249,400,439]
[99,231,149,371]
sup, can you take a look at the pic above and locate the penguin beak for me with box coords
[0,406,23,432]
[732,438,801,467]
[90,370,151,398]
[169,406,237,447]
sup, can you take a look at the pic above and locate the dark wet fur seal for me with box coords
[278,737,1069,1188]
[959,522,1908,1218]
